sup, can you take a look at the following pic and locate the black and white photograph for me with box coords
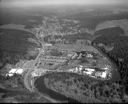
[0,0,128,103]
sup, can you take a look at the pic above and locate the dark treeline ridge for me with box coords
[0,29,39,69]
[94,27,124,37]
[93,27,125,45]
[92,28,128,94]
[43,72,126,103]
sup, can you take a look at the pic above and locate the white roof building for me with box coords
[6,68,24,77]
[101,72,107,78]
[84,68,95,72]
[31,72,39,77]
[15,68,24,74]
[86,54,93,58]
[94,71,108,79]
[9,68,17,74]
[83,71,93,75]
[83,68,95,75]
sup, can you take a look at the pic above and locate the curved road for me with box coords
[23,47,60,102]
[23,48,44,91]
[23,27,45,92]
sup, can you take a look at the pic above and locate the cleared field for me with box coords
[0,29,40,66]
[0,24,33,34]
[0,29,39,52]
[95,19,128,36]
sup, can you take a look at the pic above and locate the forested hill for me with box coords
[0,29,40,66]
[92,29,128,95]
[93,27,124,45]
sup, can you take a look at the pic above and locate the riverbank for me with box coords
[34,75,79,103]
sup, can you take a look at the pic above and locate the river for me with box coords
[34,75,79,103]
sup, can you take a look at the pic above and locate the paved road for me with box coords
[23,27,46,91]
[22,27,59,102]
[23,48,45,91]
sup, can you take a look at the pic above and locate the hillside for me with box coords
[93,33,128,95]
[43,72,127,103]
[0,29,40,67]
[95,19,128,35]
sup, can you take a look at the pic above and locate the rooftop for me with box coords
[6,68,24,77]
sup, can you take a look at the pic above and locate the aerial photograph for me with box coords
[0,0,128,103]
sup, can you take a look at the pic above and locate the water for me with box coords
[34,76,79,103]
